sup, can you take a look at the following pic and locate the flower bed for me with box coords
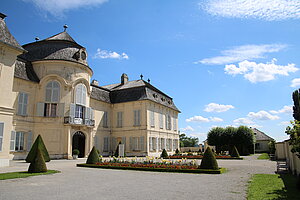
[168,155,243,160]
[77,162,226,174]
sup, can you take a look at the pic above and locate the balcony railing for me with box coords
[64,117,95,127]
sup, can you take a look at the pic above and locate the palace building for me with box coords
[0,13,180,167]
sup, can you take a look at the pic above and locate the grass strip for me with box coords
[168,157,243,160]
[0,170,60,180]
[247,174,300,200]
[77,163,226,174]
[257,153,270,160]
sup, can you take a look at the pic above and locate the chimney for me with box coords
[121,73,128,84]
[91,79,99,86]
[0,13,7,20]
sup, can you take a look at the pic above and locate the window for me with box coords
[45,81,60,117]
[75,83,87,106]
[173,139,178,150]
[15,132,24,151]
[159,113,163,129]
[103,111,108,128]
[173,117,177,131]
[131,136,144,151]
[75,105,84,119]
[45,103,57,117]
[150,111,155,127]
[134,110,141,126]
[149,137,153,151]
[17,92,28,116]
[0,122,3,151]
[166,115,171,130]
[104,136,109,152]
[149,137,157,151]
[117,112,123,127]
[161,138,166,150]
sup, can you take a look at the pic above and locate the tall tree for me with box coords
[293,89,300,121]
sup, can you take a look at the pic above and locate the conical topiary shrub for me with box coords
[26,135,50,163]
[86,146,100,164]
[175,148,180,155]
[114,142,121,157]
[199,147,219,170]
[28,148,47,173]
[161,149,168,158]
[231,146,240,158]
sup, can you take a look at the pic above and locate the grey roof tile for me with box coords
[251,128,274,141]
[14,59,40,82]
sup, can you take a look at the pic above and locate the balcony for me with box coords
[64,116,95,127]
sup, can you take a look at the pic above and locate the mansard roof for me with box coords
[251,128,274,141]
[92,79,180,112]
[0,13,24,52]
[14,58,40,82]
[45,31,77,43]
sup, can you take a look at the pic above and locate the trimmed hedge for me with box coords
[28,148,47,173]
[200,147,219,170]
[86,146,99,164]
[77,163,226,174]
[26,135,50,163]
[230,146,240,158]
[168,155,243,160]
[161,149,168,158]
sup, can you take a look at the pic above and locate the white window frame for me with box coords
[15,132,25,151]
[159,113,163,129]
[150,110,155,127]
[75,83,87,106]
[45,81,60,103]
[173,117,177,131]
[117,112,123,128]
[45,103,58,117]
[149,137,153,151]
[134,110,141,126]
[0,122,3,152]
[103,111,108,128]
[17,92,28,116]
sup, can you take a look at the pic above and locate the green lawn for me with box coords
[247,174,300,200]
[257,153,270,159]
[0,170,60,180]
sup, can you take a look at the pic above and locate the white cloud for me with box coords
[204,103,234,112]
[225,59,298,83]
[196,44,286,65]
[94,49,129,60]
[180,126,195,132]
[210,117,223,122]
[186,116,210,123]
[247,110,280,120]
[23,0,108,16]
[278,121,291,126]
[203,0,300,21]
[270,105,293,114]
[233,117,254,125]
[291,78,300,87]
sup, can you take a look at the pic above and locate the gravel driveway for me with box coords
[0,155,276,200]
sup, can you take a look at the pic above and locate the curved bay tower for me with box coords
[0,14,180,166]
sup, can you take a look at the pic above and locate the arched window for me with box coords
[75,83,86,106]
[45,81,60,102]
[44,81,60,117]
[74,83,87,119]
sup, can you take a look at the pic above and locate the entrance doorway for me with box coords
[72,131,85,158]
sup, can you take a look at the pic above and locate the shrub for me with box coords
[73,149,80,155]
[28,148,47,173]
[199,147,219,170]
[114,142,122,157]
[175,148,180,155]
[187,152,193,156]
[230,146,240,158]
[161,149,168,158]
[86,146,99,164]
[26,135,50,163]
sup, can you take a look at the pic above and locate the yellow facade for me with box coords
[0,14,180,166]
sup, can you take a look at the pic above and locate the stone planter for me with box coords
[73,155,78,159]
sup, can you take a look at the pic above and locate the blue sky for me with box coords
[3,0,300,143]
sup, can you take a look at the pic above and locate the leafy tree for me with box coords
[293,89,300,121]
[26,135,50,163]
[28,148,47,173]
[268,140,276,154]
[86,146,100,164]
[207,127,224,153]
[161,149,168,158]
[179,133,199,147]
[199,147,218,170]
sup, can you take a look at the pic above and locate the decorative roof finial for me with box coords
[147,78,150,83]
[63,24,68,32]
[140,74,143,80]
[35,37,40,42]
